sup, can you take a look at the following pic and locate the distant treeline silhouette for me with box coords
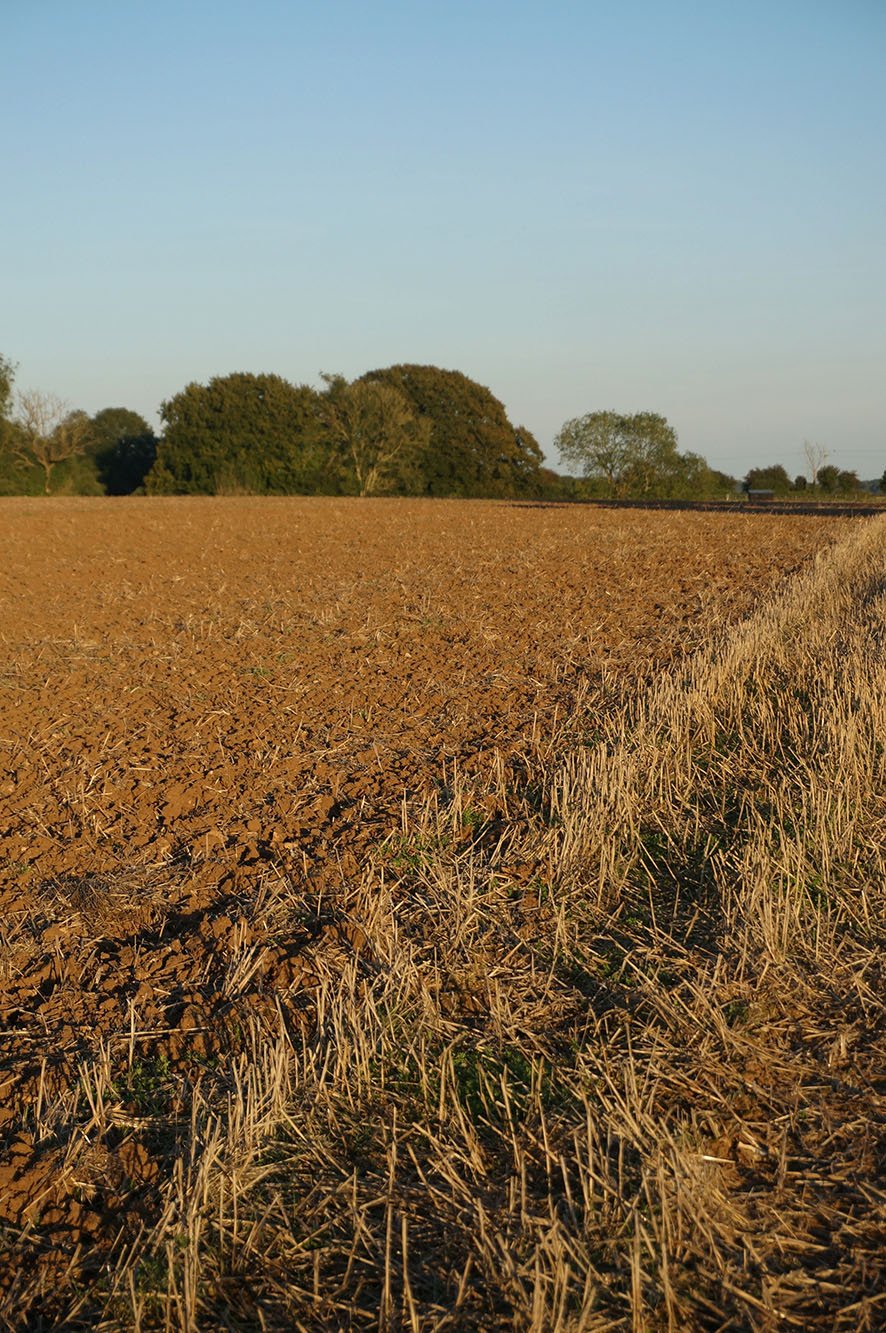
[0,354,880,499]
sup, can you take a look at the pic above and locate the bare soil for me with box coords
[0,497,852,1303]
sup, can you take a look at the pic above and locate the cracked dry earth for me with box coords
[0,497,850,1284]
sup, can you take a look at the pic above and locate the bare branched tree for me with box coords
[322,377,430,496]
[803,438,829,488]
[13,390,90,493]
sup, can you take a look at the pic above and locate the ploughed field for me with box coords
[1,499,849,891]
[0,498,856,1314]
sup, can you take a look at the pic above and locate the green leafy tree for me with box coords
[90,407,157,494]
[534,467,582,500]
[554,410,713,498]
[0,356,16,489]
[357,364,544,497]
[710,467,740,495]
[147,373,330,495]
[816,464,860,496]
[665,450,738,499]
[555,411,627,494]
[743,465,793,496]
[619,413,683,495]
[0,355,14,421]
[320,375,430,496]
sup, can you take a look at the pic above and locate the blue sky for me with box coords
[4,0,885,478]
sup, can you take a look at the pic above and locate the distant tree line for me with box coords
[554,410,737,500]
[0,356,158,497]
[0,352,881,500]
[0,358,548,499]
[146,364,547,499]
[742,463,867,499]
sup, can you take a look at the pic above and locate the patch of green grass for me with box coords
[3,859,33,878]
[382,830,447,873]
[115,1055,174,1117]
[450,1044,571,1125]
[722,999,749,1028]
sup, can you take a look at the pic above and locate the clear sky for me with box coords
[4,0,885,479]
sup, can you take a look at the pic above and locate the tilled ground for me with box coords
[0,497,852,1294]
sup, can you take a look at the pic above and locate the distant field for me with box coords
[0,498,880,1330]
[0,497,850,889]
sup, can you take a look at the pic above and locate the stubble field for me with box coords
[0,498,882,1330]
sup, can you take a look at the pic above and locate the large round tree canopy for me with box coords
[149,373,328,495]
[358,364,543,497]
